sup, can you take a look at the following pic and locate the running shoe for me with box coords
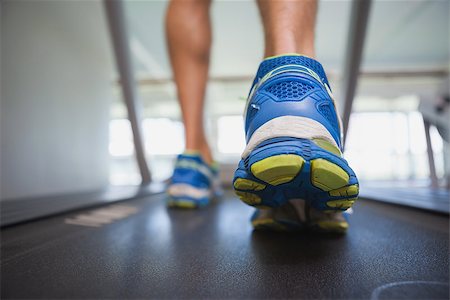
[167,152,218,208]
[251,199,350,234]
[250,200,306,232]
[233,54,359,211]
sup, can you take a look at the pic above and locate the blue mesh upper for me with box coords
[317,102,339,127]
[252,55,330,88]
[244,54,341,148]
[266,80,314,101]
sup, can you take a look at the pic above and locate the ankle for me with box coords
[184,144,213,165]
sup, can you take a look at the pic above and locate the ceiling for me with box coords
[124,0,449,79]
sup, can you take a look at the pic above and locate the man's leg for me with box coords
[234,0,359,232]
[257,0,317,58]
[166,0,212,164]
[165,0,219,209]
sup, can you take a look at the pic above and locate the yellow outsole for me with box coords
[236,191,262,206]
[251,154,304,185]
[315,220,349,232]
[252,218,287,231]
[235,153,357,211]
[233,178,266,191]
[310,158,349,191]
[167,200,197,209]
[329,184,359,197]
[326,198,357,209]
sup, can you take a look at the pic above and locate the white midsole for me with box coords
[242,116,338,159]
[167,184,211,199]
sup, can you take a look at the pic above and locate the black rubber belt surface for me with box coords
[1,193,448,299]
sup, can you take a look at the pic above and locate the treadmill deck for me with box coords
[1,192,448,299]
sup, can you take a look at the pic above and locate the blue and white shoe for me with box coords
[233,54,359,211]
[167,152,219,208]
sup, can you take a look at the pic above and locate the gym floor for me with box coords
[1,192,449,299]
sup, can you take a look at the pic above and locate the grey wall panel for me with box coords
[1,1,114,199]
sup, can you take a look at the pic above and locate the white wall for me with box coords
[1,1,114,199]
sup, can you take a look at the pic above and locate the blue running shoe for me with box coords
[167,152,218,208]
[233,54,359,211]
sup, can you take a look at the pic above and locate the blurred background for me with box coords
[1,0,449,206]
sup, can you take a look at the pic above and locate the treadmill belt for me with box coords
[1,193,448,299]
